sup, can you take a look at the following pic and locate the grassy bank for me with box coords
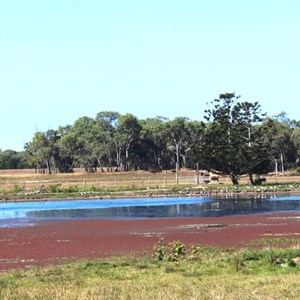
[1,180,300,202]
[1,239,300,299]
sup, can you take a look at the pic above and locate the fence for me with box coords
[0,175,213,191]
[1,170,300,192]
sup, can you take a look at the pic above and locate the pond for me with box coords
[1,194,300,228]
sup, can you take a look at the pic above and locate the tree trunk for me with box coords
[115,147,121,171]
[280,152,284,175]
[125,145,129,171]
[175,141,180,170]
[248,172,254,185]
[196,162,200,185]
[46,160,52,174]
[181,154,186,167]
[95,156,102,169]
[230,174,239,185]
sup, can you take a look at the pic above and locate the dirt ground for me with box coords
[1,212,300,271]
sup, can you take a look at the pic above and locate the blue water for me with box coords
[1,194,300,228]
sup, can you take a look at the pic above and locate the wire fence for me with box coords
[1,170,300,192]
[0,175,214,191]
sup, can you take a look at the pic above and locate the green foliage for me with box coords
[202,93,271,184]
[154,238,165,261]
[3,101,300,180]
[0,150,28,169]
[153,239,300,274]
[63,186,79,193]
[267,248,300,266]
[154,238,186,262]
[48,184,62,193]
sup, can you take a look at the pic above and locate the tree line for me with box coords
[1,93,300,184]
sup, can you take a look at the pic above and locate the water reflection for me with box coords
[1,195,300,227]
[26,196,300,219]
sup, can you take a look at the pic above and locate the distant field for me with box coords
[0,168,300,192]
[0,168,201,191]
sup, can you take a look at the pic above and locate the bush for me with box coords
[63,186,79,193]
[48,184,62,193]
[154,239,186,262]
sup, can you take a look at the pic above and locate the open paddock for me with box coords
[0,169,300,192]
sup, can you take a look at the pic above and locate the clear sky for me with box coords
[1,0,300,151]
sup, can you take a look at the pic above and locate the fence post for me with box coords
[115,179,117,187]
[97,180,100,188]
[164,176,167,186]
[84,179,86,188]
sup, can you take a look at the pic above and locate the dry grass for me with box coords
[1,168,300,198]
[0,168,200,191]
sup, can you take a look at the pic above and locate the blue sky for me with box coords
[1,0,300,151]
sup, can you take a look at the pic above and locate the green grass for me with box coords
[1,241,300,299]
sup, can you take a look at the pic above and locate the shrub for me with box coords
[48,184,62,193]
[154,239,186,262]
[63,186,79,193]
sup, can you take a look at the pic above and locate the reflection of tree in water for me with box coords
[26,198,300,220]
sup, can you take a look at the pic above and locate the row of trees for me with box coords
[24,111,203,174]
[2,93,300,184]
[0,149,28,169]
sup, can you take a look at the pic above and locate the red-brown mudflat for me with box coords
[1,213,300,271]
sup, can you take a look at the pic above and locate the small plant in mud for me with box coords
[154,238,186,262]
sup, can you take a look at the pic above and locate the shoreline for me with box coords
[1,188,300,203]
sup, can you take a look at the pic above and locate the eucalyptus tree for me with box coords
[0,150,27,169]
[24,130,60,174]
[95,111,120,170]
[185,120,206,169]
[165,117,187,170]
[260,117,296,174]
[139,117,170,170]
[56,125,77,172]
[202,93,270,184]
[115,113,142,171]
[292,126,300,167]
[44,129,61,172]
[165,118,204,169]
[72,116,107,172]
